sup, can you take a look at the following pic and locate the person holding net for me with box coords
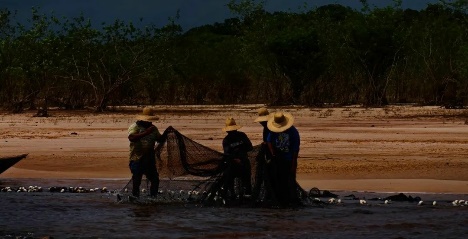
[222,117,254,199]
[266,111,301,206]
[253,107,277,203]
[128,107,162,199]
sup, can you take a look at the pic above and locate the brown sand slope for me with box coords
[1,105,468,193]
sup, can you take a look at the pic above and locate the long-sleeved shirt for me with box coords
[222,131,253,158]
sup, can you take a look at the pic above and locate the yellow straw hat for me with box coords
[222,117,242,132]
[267,112,294,133]
[135,107,159,121]
[254,107,270,122]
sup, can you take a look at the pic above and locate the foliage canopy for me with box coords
[1,1,468,111]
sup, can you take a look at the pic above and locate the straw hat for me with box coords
[135,107,159,121]
[254,107,270,122]
[267,112,294,133]
[223,117,242,132]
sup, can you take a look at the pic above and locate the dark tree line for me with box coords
[1,0,467,112]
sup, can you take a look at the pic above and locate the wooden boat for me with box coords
[0,154,28,174]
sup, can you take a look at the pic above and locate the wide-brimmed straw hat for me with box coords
[254,107,270,122]
[223,117,242,132]
[267,112,294,133]
[135,107,159,121]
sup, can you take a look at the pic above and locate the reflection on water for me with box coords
[0,178,467,239]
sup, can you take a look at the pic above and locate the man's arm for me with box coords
[128,125,156,142]
[266,132,275,156]
[290,127,300,175]
[243,133,254,152]
[267,142,275,157]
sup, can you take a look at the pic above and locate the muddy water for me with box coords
[0,178,467,239]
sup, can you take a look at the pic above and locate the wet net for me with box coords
[120,126,309,207]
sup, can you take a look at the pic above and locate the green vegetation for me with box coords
[1,0,467,112]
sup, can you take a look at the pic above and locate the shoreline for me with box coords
[2,168,468,194]
[1,178,467,195]
[298,177,468,194]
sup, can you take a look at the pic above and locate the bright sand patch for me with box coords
[1,105,468,193]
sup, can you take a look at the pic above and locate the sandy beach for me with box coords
[1,105,468,194]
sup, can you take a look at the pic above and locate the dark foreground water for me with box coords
[0,178,467,239]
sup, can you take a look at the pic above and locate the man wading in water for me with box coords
[128,107,161,199]
[253,107,277,204]
[266,112,301,206]
[222,117,254,199]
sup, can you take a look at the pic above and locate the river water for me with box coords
[0,178,467,239]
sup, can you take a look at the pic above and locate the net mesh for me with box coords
[120,126,309,207]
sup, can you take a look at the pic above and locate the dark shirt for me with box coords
[222,131,253,158]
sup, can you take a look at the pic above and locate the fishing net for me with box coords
[119,126,308,207]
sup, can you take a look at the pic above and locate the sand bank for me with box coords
[1,105,468,193]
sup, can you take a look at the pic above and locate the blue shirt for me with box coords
[266,126,300,161]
